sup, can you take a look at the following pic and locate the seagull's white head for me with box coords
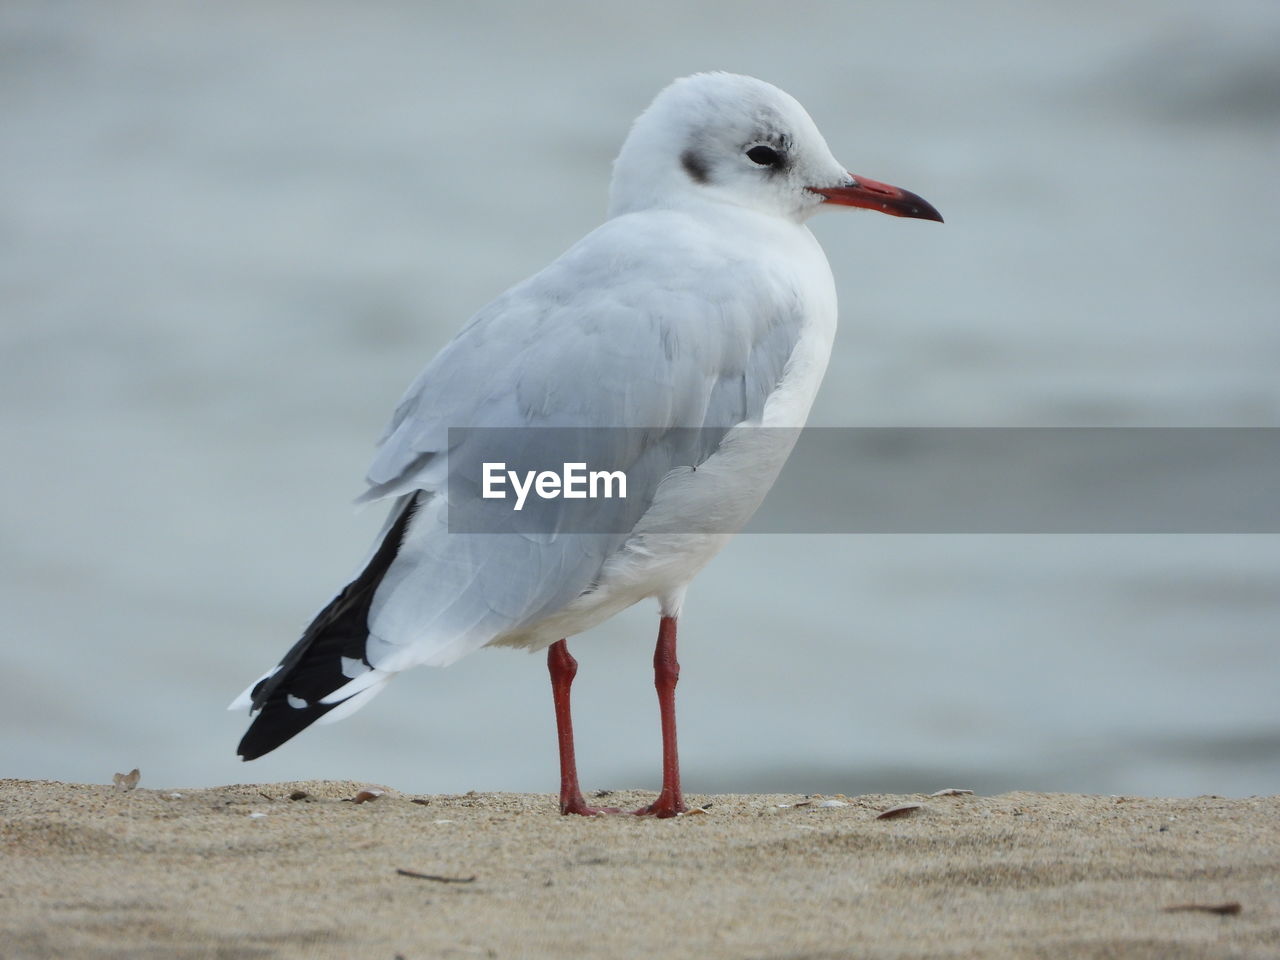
[609,72,941,225]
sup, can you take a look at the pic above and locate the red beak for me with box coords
[812,174,943,222]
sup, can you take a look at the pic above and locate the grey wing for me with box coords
[355,215,806,672]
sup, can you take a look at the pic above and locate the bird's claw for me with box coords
[559,796,621,816]
[630,790,685,819]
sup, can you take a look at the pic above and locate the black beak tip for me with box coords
[904,191,944,223]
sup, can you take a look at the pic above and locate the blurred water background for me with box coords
[3,0,1278,798]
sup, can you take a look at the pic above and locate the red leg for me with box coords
[548,639,617,816]
[633,616,687,818]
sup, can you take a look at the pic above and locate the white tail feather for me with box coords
[226,665,282,712]
[316,673,394,724]
[318,666,393,705]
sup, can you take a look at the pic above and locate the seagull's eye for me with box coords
[746,145,782,167]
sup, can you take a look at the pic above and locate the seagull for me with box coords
[230,72,941,817]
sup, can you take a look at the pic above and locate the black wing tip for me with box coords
[236,729,274,762]
[234,494,419,762]
[236,725,269,761]
[237,701,331,762]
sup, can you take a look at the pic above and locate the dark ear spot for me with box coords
[681,149,710,185]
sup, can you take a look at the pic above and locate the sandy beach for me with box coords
[2,779,1276,959]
